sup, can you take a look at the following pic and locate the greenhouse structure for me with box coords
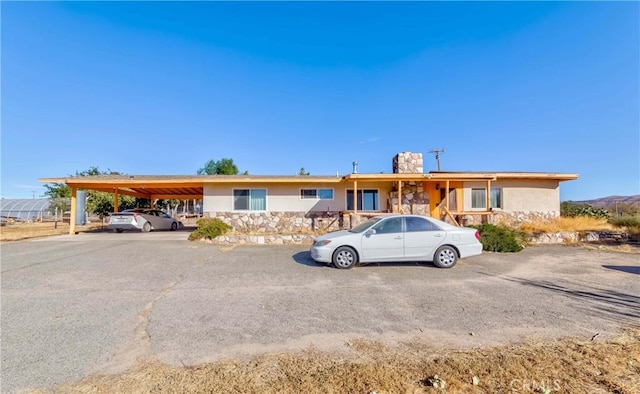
[0,199,60,222]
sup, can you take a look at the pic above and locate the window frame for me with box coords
[346,189,380,211]
[490,187,502,209]
[471,188,487,210]
[299,188,334,200]
[232,188,268,211]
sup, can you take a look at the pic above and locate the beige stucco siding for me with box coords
[203,182,393,213]
[462,180,560,213]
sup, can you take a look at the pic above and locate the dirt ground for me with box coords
[2,232,638,393]
[0,222,106,242]
[32,330,640,394]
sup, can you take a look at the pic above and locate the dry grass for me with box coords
[519,216,614,233]
[34,331,640,394]
[0,222,106,242]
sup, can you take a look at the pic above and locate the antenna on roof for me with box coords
[428,149,445,171]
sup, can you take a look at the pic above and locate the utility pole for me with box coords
[429,149,446,171]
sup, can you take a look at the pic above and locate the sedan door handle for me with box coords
[393,236,402,240]
[434,233,443,237]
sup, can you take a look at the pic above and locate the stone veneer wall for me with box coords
[208,211,347,233]
[388,181,429,215]
[208,234,315,245]
[392,152,424,174]
[453,210,559,226]
[489,211,560,227]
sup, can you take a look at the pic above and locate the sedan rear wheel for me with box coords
[142,222,152,232]
[433,245,458,268]
[116,229,124,233]
[332,246,358,269]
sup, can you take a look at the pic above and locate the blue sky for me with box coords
[2,1,638,201]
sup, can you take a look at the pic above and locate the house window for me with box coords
[346,189,379,211]
[300,188,334,200]
[471,188,486,209]
[471,188,502,209]
[490,188,502,209]
[233,189,266,211]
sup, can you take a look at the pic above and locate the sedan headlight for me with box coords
[314,240,332,246]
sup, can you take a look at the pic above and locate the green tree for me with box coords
[87,191,136,220]
[298,167,310,176]
[197,158,240,175]
[44,167,134,220]
[43,166,108,200]
[47,198,70,217]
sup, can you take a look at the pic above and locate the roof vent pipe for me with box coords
[352,161,358,174]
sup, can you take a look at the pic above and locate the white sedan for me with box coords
[108,209,180,233]
[310,215,482,269]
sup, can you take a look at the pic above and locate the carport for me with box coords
[39,175,206,234]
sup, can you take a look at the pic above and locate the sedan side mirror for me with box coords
[365,229,376,236]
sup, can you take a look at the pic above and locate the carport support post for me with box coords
[113,189,119,213]
[150,199,155,209]
[445,180,450,212]
[397,180,402,213]
[353,180,358,215]
[69,187,77,235]
[486,180,491,213]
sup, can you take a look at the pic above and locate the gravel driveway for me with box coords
[1,233,638,393]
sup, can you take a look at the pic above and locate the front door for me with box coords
[360,217,404,261]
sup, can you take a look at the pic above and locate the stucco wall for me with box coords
[462,180,560,213]
[203,181,393,214]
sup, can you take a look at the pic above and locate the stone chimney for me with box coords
[392,152,424,174]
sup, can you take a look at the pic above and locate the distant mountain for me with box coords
[572,195,640,208]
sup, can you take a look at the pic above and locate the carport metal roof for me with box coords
[40,171,578,235]
[39,175,344,200]
[40,171,578,200]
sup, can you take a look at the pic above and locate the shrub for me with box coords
[609,214,640,233]
[470,223,525,253]
[561,201,609,219]
[188,218,232,241]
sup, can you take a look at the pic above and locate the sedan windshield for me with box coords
[349,217,381,233]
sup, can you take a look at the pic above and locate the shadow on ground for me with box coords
[292,251,324,267]
[504,276,640,326]
[291,251,438,269]
[602,265,640,275]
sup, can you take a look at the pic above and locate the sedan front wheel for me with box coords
[433,245,458,268]
[332,246,358,269]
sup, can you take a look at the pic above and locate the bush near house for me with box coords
[188,218,232,241]
[609,214,640,234]
[470,223,526,253]
[560,201,609,219]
